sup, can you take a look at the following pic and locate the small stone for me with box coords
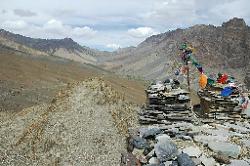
[182,146,202,158]
[149,157,160,164]
[192,157,202,165]
[213,152,231,164]
[155,137,178,162]
[228,160,250,166]
[170,161,179,166]
[140,127,162,139]
[182,135,193,141]
[143,146,154,156]
[156,134,171,142]
[208,141,241,158]
[177,153,196,166]
[199,155,216,166]
[164,161,172,166]
[132,148,144,160]
[131,136,149,149]
[121,153,140,166]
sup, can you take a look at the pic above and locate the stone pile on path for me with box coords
[139,79,196,124]
[122,80,250,166]
[197,84,248,121]
[124,121,250,166]
[125,122,250,166]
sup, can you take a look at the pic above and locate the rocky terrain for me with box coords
[0,78,140,165]
[123,81,250,166]
[100,18,250,88]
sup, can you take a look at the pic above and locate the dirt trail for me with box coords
[0,78,139,166]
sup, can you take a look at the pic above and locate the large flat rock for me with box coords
[228,160,250,166]
[208,142,241,158]
[182,146,202,158]
[194,135,228,145]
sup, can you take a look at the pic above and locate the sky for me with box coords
[0,0,249,51]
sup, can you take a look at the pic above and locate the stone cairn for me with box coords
[121,79,250,166]
[139,79,196,125]
[197,84,247,121]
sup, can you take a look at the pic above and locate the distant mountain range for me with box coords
[1,18,249,88]
[0,29,101,64]
[99,18,250,88]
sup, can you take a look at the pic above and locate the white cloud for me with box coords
[72,26,97,38]
[45,19,63,29]
[43,19,65,35]
[1,19,97,40]
[128,27,158,38]
[0,0,249,50]
[42,19,97,38]
[106,43,120,49]
[2,20,28,30]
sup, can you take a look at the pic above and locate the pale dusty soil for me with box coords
[0,78,140,166]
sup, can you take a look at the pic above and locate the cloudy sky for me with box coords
[1,0,249,51]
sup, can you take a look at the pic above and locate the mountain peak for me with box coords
[62,37,74,42]
[222,17,246,28]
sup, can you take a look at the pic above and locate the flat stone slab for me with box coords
[228,160,250,166]
[182,146,202,158]
[140,127,161,139]
[199,155,216,166]
[224,122,250,134]
[194,135,228,145]
[208,141,241,158]
[203,128,231,137]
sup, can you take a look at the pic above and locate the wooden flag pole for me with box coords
[186,61,191,92]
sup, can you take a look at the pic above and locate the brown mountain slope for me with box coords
[0,29,98,64]
[101,18,250,87]
[0,45,146,113]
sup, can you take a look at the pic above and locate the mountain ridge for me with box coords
[100,17,250,88]
[1,18,250,88]
[0,29,98,64]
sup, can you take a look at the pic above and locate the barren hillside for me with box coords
[100,18,250,88]
[0,45,146,113]
[0,29,99,64]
